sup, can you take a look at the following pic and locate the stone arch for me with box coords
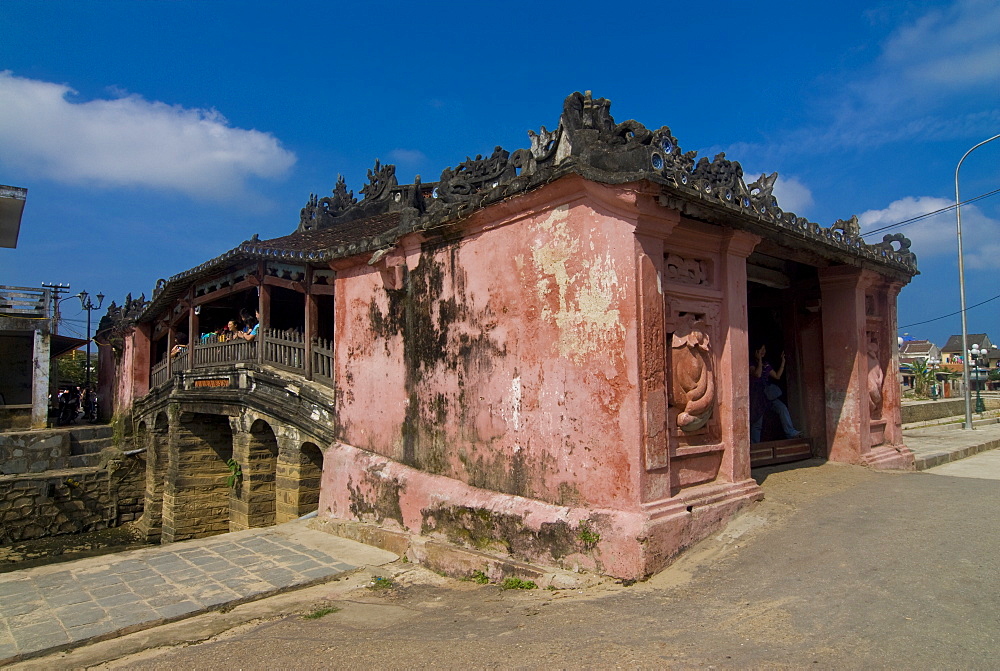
[135,412,170,542]
[162,411,234,542]
[231,417,278,530]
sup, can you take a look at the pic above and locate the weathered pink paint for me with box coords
[317,176,774,578]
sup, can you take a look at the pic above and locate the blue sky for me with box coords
[1,0,998,346]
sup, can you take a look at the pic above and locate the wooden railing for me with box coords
[150,328,334,390]
[312,337,334,383]
[261,328,305,372]
[194,334,255,366]
[150,357,169,388]
[0,285,50,318]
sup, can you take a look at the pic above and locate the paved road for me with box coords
[0,522,396,665]
[926,446,1000,479]
[24,459,1000,670]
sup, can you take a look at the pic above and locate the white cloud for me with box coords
[0,71,296,200]
[387,148,427,165]
[741,168,815,216]
[859,195,1000,268]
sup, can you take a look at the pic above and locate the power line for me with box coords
[862,187,1000,238]
[899,292,1000,329]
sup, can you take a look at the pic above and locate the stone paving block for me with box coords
[110,560,149,574]
[55,606,108,629]
[259,568,298,584]
[88,582,130,599]
[194,590,241,608]
[2,597,46,617]
[145,592,189,608]
[82,574,126,589]
[12,621,70,653]
[0,578,39,599]
[0,641,17,661]
[94,590,143,608]
[43,590,93,608]
[300,566,343,579]
[65,621,118,643]
[105,604,159,628]
[154,601,199,619]
[128,574,169,589]
[31,572,74,589]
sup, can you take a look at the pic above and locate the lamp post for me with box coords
[970,344,987,414]
[78,290,105,392]
[928,356,940,400]
[956,132,1000,429]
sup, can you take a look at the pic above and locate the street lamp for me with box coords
[928,356,941,400]
[78,290,105,394]
[969,344,987,414]
[956,132,1000,429]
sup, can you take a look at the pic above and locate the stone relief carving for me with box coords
[670,314,716,432]
[867,337,884,418]
[664,254,707,286]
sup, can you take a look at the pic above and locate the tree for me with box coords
[903,359,937,397]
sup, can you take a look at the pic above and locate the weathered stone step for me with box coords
[70,437,114,456]
[68,453,103,468]
[69,426,114,456]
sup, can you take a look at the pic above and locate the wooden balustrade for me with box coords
[262,328,305,372]
[193,333,255,367]
[149,329,332,388]
[150,358,169,388]
[312,336,334,383]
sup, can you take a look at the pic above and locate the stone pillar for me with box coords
[162,410,234,542]
[31,327,50,429]
[230,417,277,530]
[717,231,761,482]
[882,282,906,448]
[276,439,323,523]
[818,266,871,463]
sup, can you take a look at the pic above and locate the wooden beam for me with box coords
[193,277,257,306]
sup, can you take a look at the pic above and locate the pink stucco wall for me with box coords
[332,178,645,510]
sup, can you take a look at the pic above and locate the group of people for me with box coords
[55,385,97,425]
[170,309,259,358]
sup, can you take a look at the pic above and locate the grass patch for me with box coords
[302,606,341,620]
[499,577,537,590]
[367,576,395,590]
[577,521,600,547]
[463,569,490,584]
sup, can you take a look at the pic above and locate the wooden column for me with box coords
[304,266,316,381]
[187,294,198,371]
[257,280,271,366]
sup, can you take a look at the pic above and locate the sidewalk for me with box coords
[0,520,396,665]
[903,415,1000,470]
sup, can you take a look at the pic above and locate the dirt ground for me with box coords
[21,459,1000,669]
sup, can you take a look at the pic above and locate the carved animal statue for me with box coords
[868,340,884,418]
[671,315,715,431]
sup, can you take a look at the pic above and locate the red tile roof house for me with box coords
[101,92,919,580]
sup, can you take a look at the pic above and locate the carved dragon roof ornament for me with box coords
[143,91,918,321]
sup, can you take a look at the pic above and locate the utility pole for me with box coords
[41,282,71,335]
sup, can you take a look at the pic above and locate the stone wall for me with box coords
[0,429,71,474]
[0,453,145,544]
[901,397,1000,424]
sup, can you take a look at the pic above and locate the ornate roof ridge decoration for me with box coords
[97,293,148,352]
[293,90,916,274]
[142,91,917,320]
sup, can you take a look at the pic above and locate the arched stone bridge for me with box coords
[131,363,335,543]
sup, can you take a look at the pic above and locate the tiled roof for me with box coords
[941,333,992,352]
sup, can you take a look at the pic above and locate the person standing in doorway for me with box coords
[750,343,802,443]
